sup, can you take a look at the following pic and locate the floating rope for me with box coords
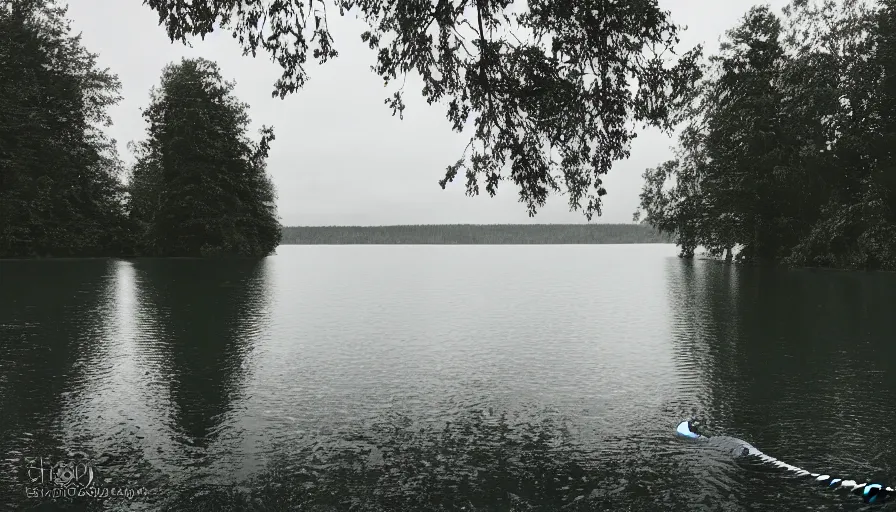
[676,420,892,504]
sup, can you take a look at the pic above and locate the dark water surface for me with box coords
[1,245,894,511]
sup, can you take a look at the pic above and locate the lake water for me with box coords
[1,245,895,511]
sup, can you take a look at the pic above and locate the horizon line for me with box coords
[282,223,648,228]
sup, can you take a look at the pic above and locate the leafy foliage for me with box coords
[142,0,703,219]
[0,0,130,257]
[637,0,896,270]
[128,58,281,257]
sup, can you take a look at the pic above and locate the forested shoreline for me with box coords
[636,1,896,271]
[3,0,894,268]
[281,224,672,244]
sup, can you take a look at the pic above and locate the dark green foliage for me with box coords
[0,0,131,257]
[128,58,281,257]
[142,0,703,220]
[637,0,896,270]
[280,224,672,244]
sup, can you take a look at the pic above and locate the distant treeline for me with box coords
[280,224,673,244]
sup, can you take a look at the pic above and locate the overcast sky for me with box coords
[67,0,789,226]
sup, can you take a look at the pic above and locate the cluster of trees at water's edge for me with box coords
[635,0,896,271]
[281,224,672,244]
[1,0,280,258]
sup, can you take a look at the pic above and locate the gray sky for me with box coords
[67,0,789,226]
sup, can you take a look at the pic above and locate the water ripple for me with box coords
[1,247,894,511]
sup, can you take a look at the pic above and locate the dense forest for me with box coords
[635,1,896,270]
[3,0,895,267]
[281,225,672,244]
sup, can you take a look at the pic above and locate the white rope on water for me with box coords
[675,421,893,499]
